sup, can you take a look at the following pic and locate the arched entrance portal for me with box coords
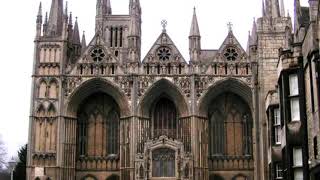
[76,92,120,171]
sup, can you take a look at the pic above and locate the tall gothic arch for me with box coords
[76,92,120,158]
[208,93,252,157]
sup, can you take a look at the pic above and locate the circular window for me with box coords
[157,47,171,61]
[90,48,105,62]
[223,47,239,61]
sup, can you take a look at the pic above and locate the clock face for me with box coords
[157,47,171,61]
[223,47,239,61]
[90,47,105,62]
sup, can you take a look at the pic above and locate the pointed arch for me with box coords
[66,78,130,117]
[198,78,252,116]
[48,78,58,99]
[36,104,46,117]
[47,103,56,117]
[138,79,189,117]
[38,79,47,98]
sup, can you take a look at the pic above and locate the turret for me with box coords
[46,0,63,36]
[129,0,141,17]
[127,16,141,62]
[97,0,112,16]
[36,2,42,38]
[189,8,201,63]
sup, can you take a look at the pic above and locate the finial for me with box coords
[227,22,233,32]
[161,19,167,32]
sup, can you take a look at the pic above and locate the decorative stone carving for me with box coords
[174,77,191,98]
[135,136,193,180]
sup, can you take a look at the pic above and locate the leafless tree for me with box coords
[0,136,7,168]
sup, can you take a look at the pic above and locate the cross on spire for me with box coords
[227,22,233,32]
[161,20,167,32]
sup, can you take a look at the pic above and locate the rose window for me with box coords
[90,48,105,62]
[223,47,239,61]
[157,47,171,61]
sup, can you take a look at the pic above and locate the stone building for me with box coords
[26,0,308,180]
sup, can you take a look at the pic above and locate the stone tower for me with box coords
[27,0,283,179]
[249,0,292,179]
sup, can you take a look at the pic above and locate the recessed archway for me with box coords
[138,79,189,117]
[66,78,130,117]
[198,78,252,117]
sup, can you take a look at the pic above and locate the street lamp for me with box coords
[8,157,17,180]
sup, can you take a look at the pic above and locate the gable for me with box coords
[68,33,119,75]
[142,32,186,64]
[214,31,249,62]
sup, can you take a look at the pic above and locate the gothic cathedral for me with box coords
[27,0,295,179]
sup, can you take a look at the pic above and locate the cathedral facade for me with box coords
[27,0,301,180]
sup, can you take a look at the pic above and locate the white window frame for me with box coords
[293,148,303,167]
[292,147,303,180]
[290,98,300,122]
[275,163,283,179]
[273,108,281,145]
[289,74,299,96]
[293,168,303,180]
[288,74,300,122]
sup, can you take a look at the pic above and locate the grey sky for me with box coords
[0,0,309,159]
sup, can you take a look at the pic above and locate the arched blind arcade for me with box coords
[152,98,178,139]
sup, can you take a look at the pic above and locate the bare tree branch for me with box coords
[0,136,7,168]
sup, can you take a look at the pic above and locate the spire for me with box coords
[47,0,64,36]
[36,2,42,24]
[250,19,257,46]
[189,7,200,37]
[265,0,280,17]
[36,2,43,38]
[189,8,201,62]
[280,0,285,17]
[81,31,87,54]
[246,31,252,53]
[64,1,69,23]
[73,17,81,45]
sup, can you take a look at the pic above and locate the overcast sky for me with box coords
[0,0,309,160]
